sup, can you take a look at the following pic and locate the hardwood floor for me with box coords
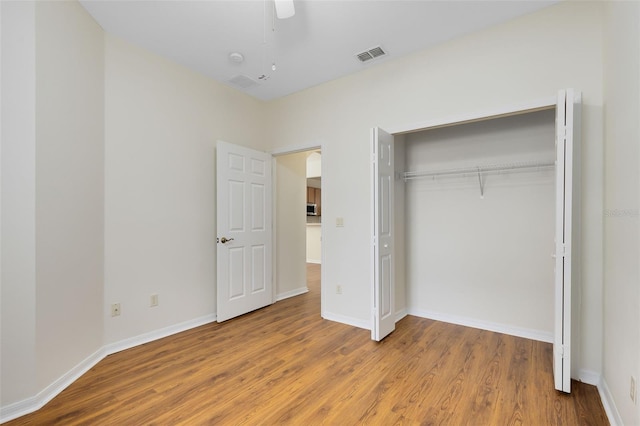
[7,264,608,425]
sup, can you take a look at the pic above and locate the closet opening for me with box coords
[371,90,580,393]
[402,109,556,335]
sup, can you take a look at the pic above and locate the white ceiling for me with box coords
[80,0,557,101]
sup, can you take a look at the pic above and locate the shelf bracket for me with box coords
[477,167,485,198]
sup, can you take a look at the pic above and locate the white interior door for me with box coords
[553,89,579,393]
[216,141,273,322]
[371,127,395,341]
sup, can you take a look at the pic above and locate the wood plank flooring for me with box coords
[6,264,608,425]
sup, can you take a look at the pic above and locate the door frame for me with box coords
[385,96,558,135]
[270,142,325,316]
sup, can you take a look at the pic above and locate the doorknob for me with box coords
[219,237,234,244]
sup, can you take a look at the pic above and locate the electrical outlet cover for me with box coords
[111,303,121,317]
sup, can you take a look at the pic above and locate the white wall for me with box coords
[306,225,321,264]
[275,152,308,298]
[1,0,38,406]
[306,152,321,178]
[267,1,604,376]
[1,1,105,409]
[34,0,105,391]
[2,8,269,413]
[404,110,555,339]
[602,2,640,425]
[394,135,407,316]
[104,34,266,344]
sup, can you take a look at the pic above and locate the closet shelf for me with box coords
[403,160,556,198]
[402,160,555,182]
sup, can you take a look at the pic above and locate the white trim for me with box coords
[395,308,408,323]
[597,377,623,426]
[386,96,556,135]
[103,314,216,355]
[276,286,309,301]
[407,307,554,343]
[319,143,326,329]
[0,347,107,423]
[306,258,321,264]
[322,311,370,330]
[0,314,217,423]
[577,369,600,386]
[271,156,279,304]
[270,141,322,156]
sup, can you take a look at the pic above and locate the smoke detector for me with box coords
[229,52,244,64]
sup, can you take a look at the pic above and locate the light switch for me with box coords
[336,217,344,227]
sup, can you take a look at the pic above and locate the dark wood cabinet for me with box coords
[307,187,321,216]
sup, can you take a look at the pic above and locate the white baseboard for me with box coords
[0,347,107,423]
[395,308,408,322]
[104,314,217,355]
[322,311,370,330]
[576,370,623,426]
[306,259,321,264]
[321,308,406,332]
[577,369,600,386]
[597,377,623,426]
[407,307,554,343]
[276,286,308,302]
[0,314,217,424]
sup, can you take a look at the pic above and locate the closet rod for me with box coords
[402,160,555,182]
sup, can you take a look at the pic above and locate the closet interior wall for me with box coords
[401,109,557,340]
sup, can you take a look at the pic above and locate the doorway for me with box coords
[273,148,323,315]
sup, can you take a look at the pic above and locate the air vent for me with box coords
[228,74,258,88]
[356,46,387,63]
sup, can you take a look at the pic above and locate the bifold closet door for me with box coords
[553,89,580,393]
[371,127,395,341]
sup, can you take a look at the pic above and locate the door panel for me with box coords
[372,127,395,341]
[553,89,579,393]
[217,141,273,322]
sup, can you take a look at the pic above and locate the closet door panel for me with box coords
[553,88,579,393]
[371,127,395,341]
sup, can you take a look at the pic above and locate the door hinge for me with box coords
[557,243,567,258]
[556,126,567,143]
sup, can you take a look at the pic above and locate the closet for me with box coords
[371,90,579,393]
[403,109,556,334]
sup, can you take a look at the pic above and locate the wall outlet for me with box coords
[150,294,159,307]
[336,217,344,227]
[111,303,121,317]
[631,376,637,404]
[336,285,342,295]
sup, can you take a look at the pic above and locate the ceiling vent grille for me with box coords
[356,46,387,63]
[228,74,258,88]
